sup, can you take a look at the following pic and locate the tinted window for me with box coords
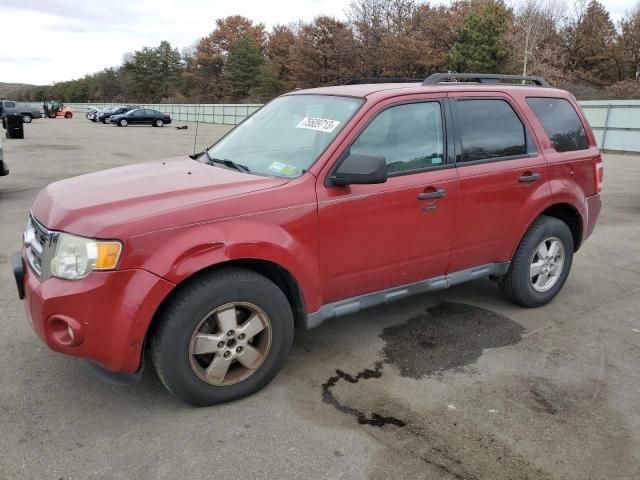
[132,110,144,116]
[527,98,589,152]
[456,99,527,162]
[350,102,444,174]
[5,102,15,108]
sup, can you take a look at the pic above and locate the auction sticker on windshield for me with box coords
[296,117,341,133]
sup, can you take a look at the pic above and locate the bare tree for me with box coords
[513,0,566,76]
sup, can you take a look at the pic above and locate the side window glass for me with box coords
[350,102,444,174]
[456,99,527,162]
[526,97,589,152]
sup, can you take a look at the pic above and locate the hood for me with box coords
[31,156,288,238]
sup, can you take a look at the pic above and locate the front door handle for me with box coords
[418,189,447,200]
[519,172,541,183]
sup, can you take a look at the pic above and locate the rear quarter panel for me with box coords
[518,91,598,238]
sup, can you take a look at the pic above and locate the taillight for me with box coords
[593,156,603,193]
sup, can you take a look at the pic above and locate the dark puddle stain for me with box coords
[321,361,406,428]
[321,303,524,430]
[380,302,525,379]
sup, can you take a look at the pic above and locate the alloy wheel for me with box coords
[530,236,565,292]
[188,302,272,386]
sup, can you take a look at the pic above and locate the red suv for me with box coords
[11,73,603,406]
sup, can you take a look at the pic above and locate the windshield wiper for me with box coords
[201,151,250,173]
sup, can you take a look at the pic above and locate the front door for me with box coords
[316,97,459,303]
[130,110,145,124]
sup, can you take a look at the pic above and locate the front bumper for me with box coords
[12,249,174,374]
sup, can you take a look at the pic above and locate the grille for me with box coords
[25,215,51,276]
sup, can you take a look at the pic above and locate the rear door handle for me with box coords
[519,172,541,183]
[418,189,447,200]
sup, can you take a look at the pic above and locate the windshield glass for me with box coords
[204,95,363,178]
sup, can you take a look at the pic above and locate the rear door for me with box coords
[448,92,552,273]
[316,95,459,302]
[145,110,157,124]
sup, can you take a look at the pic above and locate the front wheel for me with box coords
[151,268,294,406]
[154,118,163,127]
[119,119,128,127]
[47,111,56,119]
[499,216,574,307]
[22,114,32,123]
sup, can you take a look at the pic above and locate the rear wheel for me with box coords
[22,114,32,123]
[151,268,294,406]
[64,112,72,119]
[119,119,128,127]
[499,215,574,307]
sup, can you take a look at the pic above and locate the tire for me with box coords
[119,119,128,127]
[151,267,294,406]
[22,114,32,124]
[64,112,72,119]
[499,215,574,308]
[48,111,56,119]
[155,118,163,127]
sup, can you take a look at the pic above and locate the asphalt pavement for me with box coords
[1,117,639,479]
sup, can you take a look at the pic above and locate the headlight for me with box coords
[50,233,122,280]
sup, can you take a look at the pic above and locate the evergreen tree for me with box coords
[448,3,512,73]
[223,35,265,101]
[251,59,289,101]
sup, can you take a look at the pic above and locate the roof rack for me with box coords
[344,77,420,85]
[423,73,549,87]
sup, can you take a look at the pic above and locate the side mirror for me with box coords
[329,153,387,187]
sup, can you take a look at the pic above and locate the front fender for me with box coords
[122,210,321,312]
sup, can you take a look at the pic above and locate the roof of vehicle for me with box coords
[287,82,570,99]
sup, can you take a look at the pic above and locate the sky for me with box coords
[0,0,637,85]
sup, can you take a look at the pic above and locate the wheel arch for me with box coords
[144,258,308,361]
[516,202,583,257]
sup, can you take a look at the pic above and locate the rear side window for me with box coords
[526,98,589,152]
[455,99,527,162]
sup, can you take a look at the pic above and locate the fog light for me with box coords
[48,315,84,348]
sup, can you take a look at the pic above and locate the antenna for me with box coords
[193,102,201,156]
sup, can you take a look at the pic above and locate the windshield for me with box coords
[204,95,363,178]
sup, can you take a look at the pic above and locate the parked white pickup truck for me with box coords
[0,100,42,123]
